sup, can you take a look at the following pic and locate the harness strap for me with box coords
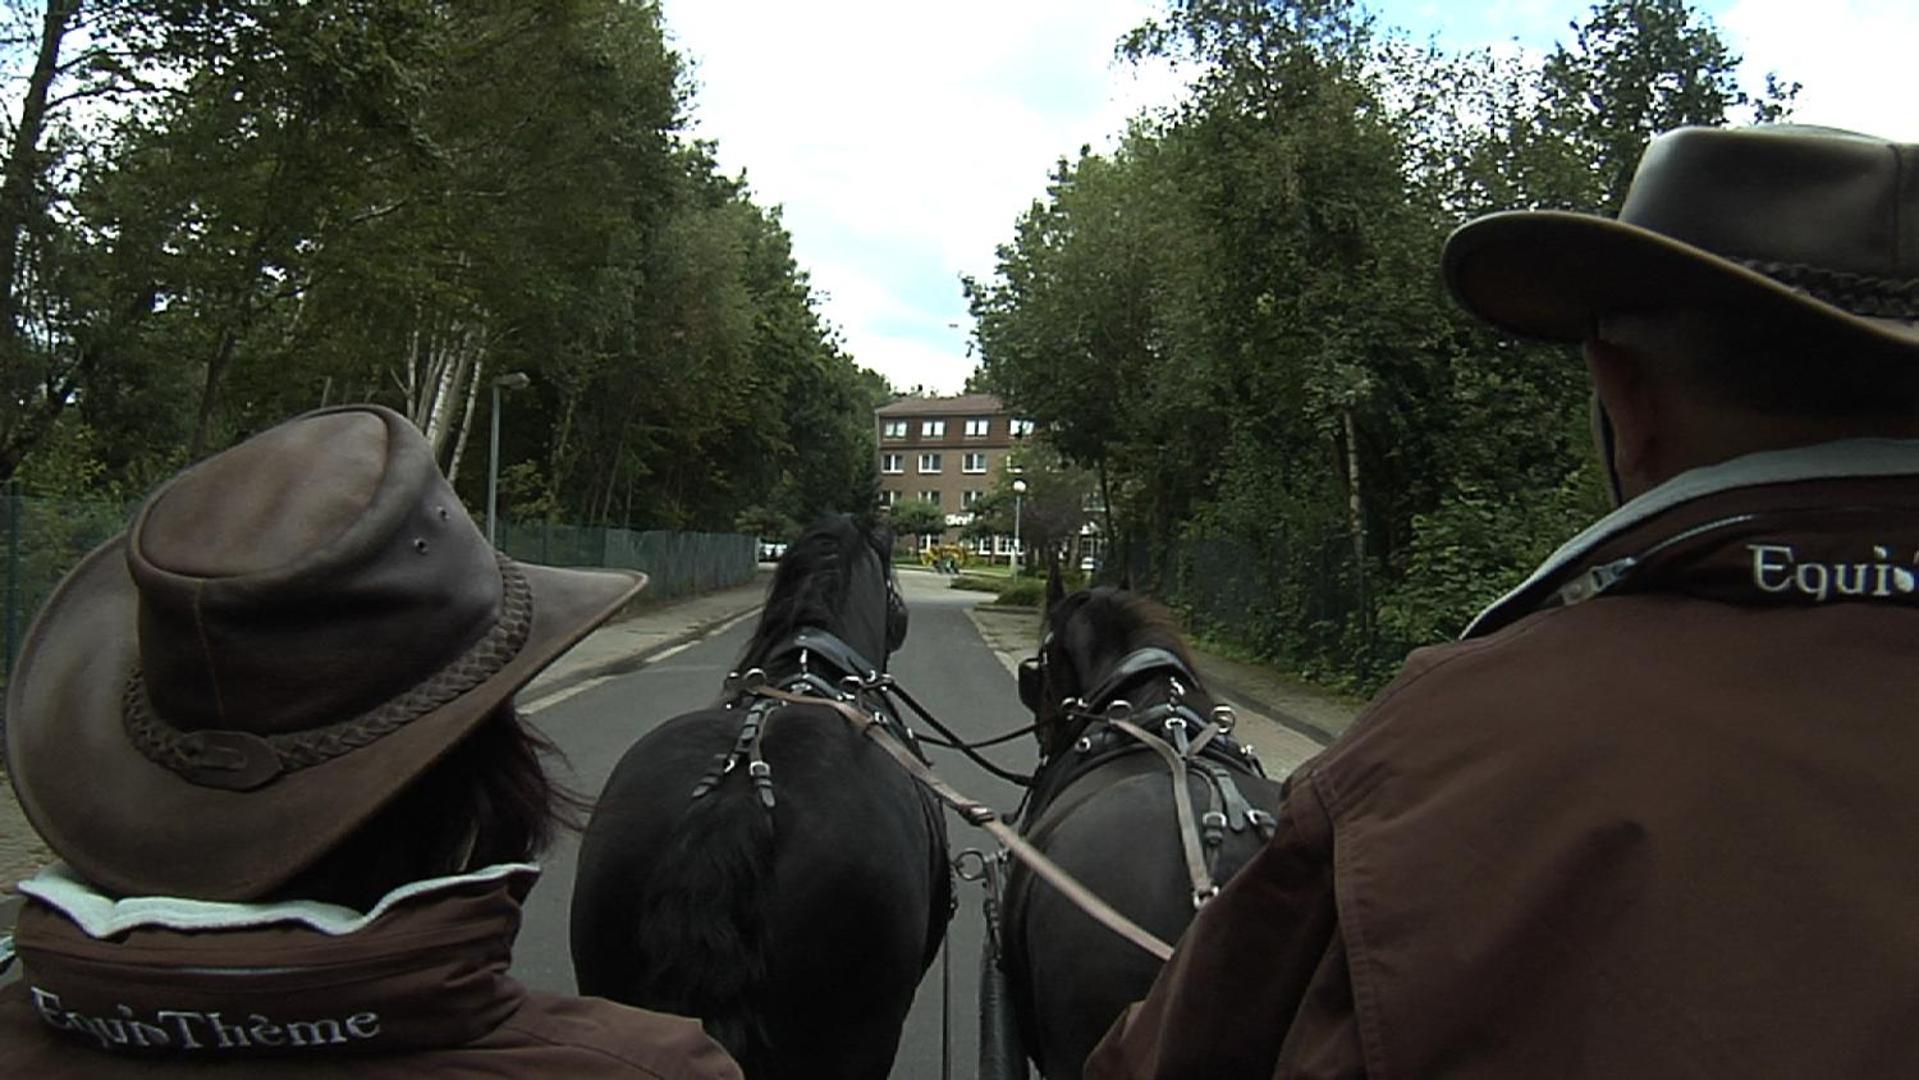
[754,685,1176,963]
[788,628,883,684]
[690,698,778,806]
[1194,758,1257,834]
[1104,715,1218,908]
[1078,647,1197,717]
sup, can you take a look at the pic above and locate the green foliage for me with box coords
[948,574,1005,593]
[735,505,803,543]
[0,0,880,534]
[971,0,1794,691]
[886,497,946,539]
[995,578,1047,608]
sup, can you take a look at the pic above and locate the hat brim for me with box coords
[5,537,644,901]
[1442,210,1919,359]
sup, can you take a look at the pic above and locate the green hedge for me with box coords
[995,578,1046,607]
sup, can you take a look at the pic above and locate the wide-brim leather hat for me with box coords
[5,405,645,901]
[1443,125,1919,359]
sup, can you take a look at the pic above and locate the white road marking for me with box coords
[648,639,698,664]
[522,605,764,715]
[521,675,613,715]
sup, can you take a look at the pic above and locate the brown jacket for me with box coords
[1089,440,1919,1079]
[0,863,740,1078]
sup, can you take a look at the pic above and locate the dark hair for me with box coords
[270,705,585,910]
[1607,307,1919,418]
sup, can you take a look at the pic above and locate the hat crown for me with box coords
[127,406,502,738]
[1620,125,1919,286]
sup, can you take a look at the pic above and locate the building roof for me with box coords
[874,392,1005,417]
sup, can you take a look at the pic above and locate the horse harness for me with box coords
[1026,646,1278,909]
[690,628,926,811]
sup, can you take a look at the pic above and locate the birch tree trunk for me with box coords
[445,340,485,483]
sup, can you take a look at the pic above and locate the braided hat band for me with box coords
[121,554,534,791]
[1736,258,1919,321]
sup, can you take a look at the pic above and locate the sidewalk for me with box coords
[522,568,773,702]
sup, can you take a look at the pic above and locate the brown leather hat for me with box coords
[1443,125,1919,358]
[4,405,645,901]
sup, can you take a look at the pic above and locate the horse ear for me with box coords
[1046,560,1066,613]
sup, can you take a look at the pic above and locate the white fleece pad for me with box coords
[16,862,539,939]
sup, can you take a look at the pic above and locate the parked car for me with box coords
[759,540,789,562]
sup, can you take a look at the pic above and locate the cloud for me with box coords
[664,1,1918,395]
[1717,0,1919,140]
[660,0,1182,393]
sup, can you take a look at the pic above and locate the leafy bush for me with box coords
[949,574,1003,593]
[995,578,1046,607]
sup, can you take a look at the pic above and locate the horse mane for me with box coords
[737,514,877,670]
[1056,586,1202,691]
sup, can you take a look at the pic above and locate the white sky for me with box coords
[658,0,1918,394]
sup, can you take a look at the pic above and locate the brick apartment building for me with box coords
[874,393,1032,557]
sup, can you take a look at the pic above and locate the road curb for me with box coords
[523,597,767,703]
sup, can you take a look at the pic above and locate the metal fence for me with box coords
[1,491,138,710]
[493,520,758,601]
[0,485,757,732]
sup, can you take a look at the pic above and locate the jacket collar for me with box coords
[8,864,538,1057]
[16,862,539,939]
[1466,438,1919,638]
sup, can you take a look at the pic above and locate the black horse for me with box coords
[991,577,1285,1079]
[570,515,950,1079]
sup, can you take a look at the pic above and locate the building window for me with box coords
[962,452,987,474]
[919,490,940,508]
[881,453,903,474]
[963,489,984,509]
[975,535,993,555]
[922,419,946,438]
[995,535,1016,555]
[1010,419,1035,438]
[879,490,899,508]
[918,452,942,474]
[965,418,990,438]
[920,533,939,552]
[883,420,908,439]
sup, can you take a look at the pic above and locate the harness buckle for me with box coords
[953,848,989,882]
[1201,810,1228,829]
[748,760,772,778]
[1210,705,1237,733]
[1105,699,1133,722]
[1192,885,1219,909]
[739,668,767,692]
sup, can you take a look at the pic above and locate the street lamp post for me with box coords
[1011,477,1028,576]
[486,371,531,547]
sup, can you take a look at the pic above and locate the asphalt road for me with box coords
[511,570,1032,1080]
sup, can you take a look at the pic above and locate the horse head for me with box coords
[1019,579,1205,760]
[736,514,907,681]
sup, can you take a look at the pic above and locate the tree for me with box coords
[885,498,946,545]
[968,0,1796,688]
[2,0,883,538]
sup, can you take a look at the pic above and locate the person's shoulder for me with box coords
[1311,600,1649,803]
[492,992,742,1079]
